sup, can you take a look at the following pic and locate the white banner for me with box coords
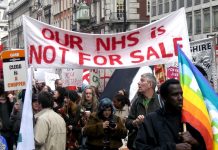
[17,68,35,150]
[23,8,191,69]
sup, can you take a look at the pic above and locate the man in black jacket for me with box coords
[135,79,206,150]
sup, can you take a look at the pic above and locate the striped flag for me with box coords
[178,47,218,150]
[82,69,90,85]
[17,68,35,150]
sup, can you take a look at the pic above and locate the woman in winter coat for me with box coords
[83,98,127,150]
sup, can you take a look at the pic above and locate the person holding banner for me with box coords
[135,79,206,150]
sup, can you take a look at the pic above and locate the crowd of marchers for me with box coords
[0,73,206,150]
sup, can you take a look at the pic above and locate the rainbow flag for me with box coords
[178,47,218,150]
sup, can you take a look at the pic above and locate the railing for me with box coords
[109,12,124,21]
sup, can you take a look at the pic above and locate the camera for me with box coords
[109,120,116,129]
[103,119,117,149]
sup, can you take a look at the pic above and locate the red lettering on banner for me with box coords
[79,52,123,65]
[59,47,69,63]
[42,28,83,50]
[158,26,166,36]
[96,38,110,51]
[127,31,139,47]
[147,47,159,60]
[159,42,173,58]
[151,26,166,39]
[30,45,68,64]
[108,55,122,65]
[69,35,83,50]
[42,28,54,40]
[112,36,126,50]
[30,45,42,64]
[96,32,139,51]
[173,37,183,56]
[130,50,144,63]
[55,31,69,46]
[79,52,91,65]
[151,27,156,39]
[43,46,56,64]
[94,56,107,65]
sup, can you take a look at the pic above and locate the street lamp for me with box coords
[76,2,90,26]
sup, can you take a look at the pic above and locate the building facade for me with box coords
[0,0,9,47]
[52,0,72,30]
[31,0,52,25]
[70,0,149,33]
[0,0,10,79]
[6,0,53,49]
[7,0,31,49]
[150,0,218,41]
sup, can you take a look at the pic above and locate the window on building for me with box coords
[203,8,210,33]
[186,0,192,7]
[213,6,218,31]
[101,1,105,18]
[187,12,192,35]
[195,10,201,34]
[3,26,7,31]
[204,0,209,3]
[117,0,124,20]
[158,0,163,15]
[65,18,67,29]
[152,0,156,16]
[147,1,150,14]
[195,0,201,5]
[116,25,124,33]
[171,0,177,11]
[164,0,169,13]
[179,0,184,8]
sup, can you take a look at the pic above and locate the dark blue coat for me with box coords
[135,108,206,150]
